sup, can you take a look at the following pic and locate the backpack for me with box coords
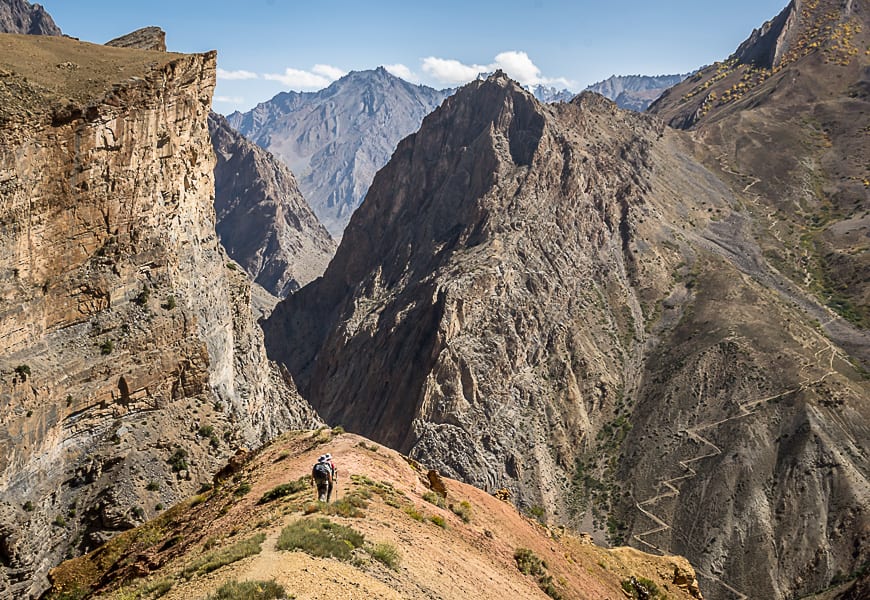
[313,462,332,482]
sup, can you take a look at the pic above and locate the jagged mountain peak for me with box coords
[226,67,450,236]
[0,0,61,35]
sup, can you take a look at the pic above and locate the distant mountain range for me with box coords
[227,68,450,237]
[585,73,690,111]
[528,74,691,111]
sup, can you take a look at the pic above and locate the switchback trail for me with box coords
[631,343,840,600]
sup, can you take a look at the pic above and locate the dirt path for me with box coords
[631,341,841,599]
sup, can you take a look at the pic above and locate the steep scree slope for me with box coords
[264,69,868,600]
[209,112,335,297]
[0,33,318,599]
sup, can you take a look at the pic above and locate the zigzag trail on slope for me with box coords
[631,332,842,600]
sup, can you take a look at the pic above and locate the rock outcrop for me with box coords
[227,67,449,237]
[0,33,318,599]
[264,66,868,600]
[209,112,336,297]
[0,0,60,36]
[105,26,166,52]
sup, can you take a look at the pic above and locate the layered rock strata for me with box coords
[0,33,317,599]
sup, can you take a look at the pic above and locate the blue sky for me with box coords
[40,0,790,112]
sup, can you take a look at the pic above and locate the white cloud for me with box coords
[383,63,419,83]
[492,51,542,86]
[312,64,347,80]
[216,68,258,81]
[421,51,575,90]
[214,95,246,105]
[422,57,488,84]
[263,64,345,90]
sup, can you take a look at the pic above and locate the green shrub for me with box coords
[134,285,150,306]
[234,482,252,497]
[276,517,364,561]
[369,542,400,570]
[429,515,446,528]
[162,295,176,310]
[515,548,563,599]
[259,478,308,504]
[168,448,188,472]
[53,515,66,527]
[146,481,160,491]
[181,533,266,579]
[140,577,174,597]
[515,548,546,577]
[450,500,473,523]
[422,491,446,509]
[331,425,345,435]
[403,506,424,521]
[621,576,662,599]
[197,424,214,438]
[206,579,287,600]
[99,339,114,355]
[14,364,30,381]
[23,501,34,512]
[323,489,370,518]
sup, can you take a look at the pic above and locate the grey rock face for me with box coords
[0,0,61,35]
[209,111,336,297]
[264,70,868,600]
[227,67,449,237]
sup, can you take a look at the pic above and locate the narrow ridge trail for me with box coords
[630,343,840,600]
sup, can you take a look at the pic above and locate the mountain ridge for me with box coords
[263,57,868,600]
[227,67,450,237]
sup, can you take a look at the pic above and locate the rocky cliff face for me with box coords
[208,112,335,297]
[226,67,449,237]
[0,0,60,36]
[0,33,318,599]
[264,67,869,600]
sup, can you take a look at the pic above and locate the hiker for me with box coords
[324,453,338,482]
[312,455,333,502]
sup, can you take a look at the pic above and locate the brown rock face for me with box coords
[0,0,61,36]
[105,26,167,52]
[265,67,868,600]
[209,111,335,297]
[0,34,318,598]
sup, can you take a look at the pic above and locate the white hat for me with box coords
[324,453,332,460]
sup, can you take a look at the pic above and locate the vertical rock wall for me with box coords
[0,37,317,599]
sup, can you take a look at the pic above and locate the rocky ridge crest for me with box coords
[209,111,336,297]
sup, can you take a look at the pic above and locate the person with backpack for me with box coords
[312,455,333,502]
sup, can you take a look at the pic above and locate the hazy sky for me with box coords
[40,0,789,112]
